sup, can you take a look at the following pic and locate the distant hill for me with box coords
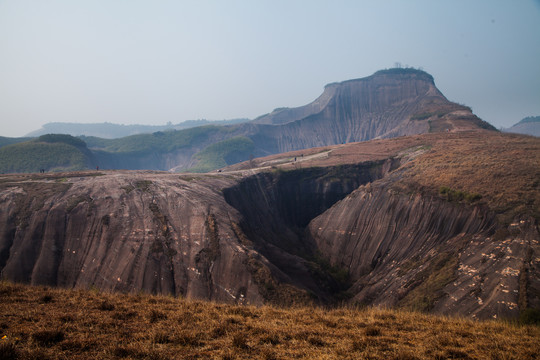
[2,68,497,173]
[0,136,32,148]
[25,119,250,139]
[0,134,94,173]
[504,116,540,137]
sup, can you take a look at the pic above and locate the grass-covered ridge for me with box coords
[0,134,91,173]
[391,132,540,224]
[186,136,255,173]
[82,125,236,154]
[0,281,538,360]
[0,136,32,149]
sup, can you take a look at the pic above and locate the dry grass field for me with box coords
[1,281,538,360]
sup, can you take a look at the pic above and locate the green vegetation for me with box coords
[186,136,255,173]
[520,308,540,325]
[135,180,152,191]
[83,125,231,154]
[0,136,32,149]
[66,195,91,213]
[439,186,482,203]
[307,254,350,298]
[374,67,434,82]
[37,134,87,149]
[410,110,449,121]
[0,281,538,359]
[0,139,89,173]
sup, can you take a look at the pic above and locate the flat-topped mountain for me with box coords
[1,130,538,320]
[249,68,494,154]
[0,69,495,174]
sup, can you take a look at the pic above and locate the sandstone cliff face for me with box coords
[306,180,539,319]
[0,172,266,305]
[250,69,491,154]
[222,161,399,300]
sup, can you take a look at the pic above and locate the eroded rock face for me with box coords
[0,172,265,305]
[250,69,493,154]
[306,181,539,319]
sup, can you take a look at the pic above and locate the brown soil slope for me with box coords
[0,130,538,319]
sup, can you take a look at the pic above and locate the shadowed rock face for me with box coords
[0,132,538,320]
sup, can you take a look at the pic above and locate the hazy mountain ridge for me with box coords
[1,68,495,174]
[24,119,250,139]
[504,116,540,137]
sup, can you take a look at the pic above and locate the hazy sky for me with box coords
[1,1,539,137]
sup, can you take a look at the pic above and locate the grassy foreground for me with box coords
[0,282,538,360]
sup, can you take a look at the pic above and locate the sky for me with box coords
[0,1,539,137]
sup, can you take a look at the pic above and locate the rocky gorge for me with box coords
[0,131,538,320]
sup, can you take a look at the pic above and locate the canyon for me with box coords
[1,131,538,320]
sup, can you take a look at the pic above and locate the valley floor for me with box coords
[0,281,538,359]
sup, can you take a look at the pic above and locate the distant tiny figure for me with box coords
[294,157,296,161]
[96,166,99,170]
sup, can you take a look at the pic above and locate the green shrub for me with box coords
[439,186,481,203]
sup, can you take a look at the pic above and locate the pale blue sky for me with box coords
[0,0,539,137]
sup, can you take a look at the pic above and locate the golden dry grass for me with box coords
[1,281,538,359]
[395,131,540,224]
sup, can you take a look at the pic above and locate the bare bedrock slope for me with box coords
[304,132,540,319]
[0,172,273,305]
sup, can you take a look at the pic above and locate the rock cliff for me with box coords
[0,131,538,319]
[306,182,536,319]
[0,172,268,304]
[251,68,494,153]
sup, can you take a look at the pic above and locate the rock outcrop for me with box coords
[306,182,537,319]
[251,68,494,153]
[1,131,538,320]
[0,172,267,304]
